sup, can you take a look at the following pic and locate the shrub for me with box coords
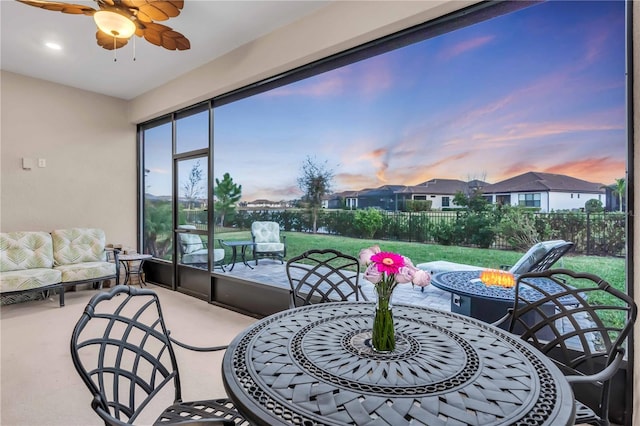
[496,206,541,250]
[404,200,432,212]
[585,198,604,213]
[353,208,384,239]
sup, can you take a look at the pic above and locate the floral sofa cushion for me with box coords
[0,231,54,272]
[0,231,62,293]
[55,261,116,283]
[0,268,62,293]
[51,228,108,265]
[51,228,115,283]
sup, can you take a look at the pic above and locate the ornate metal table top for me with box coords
[431,270,572,302]
[222,302,575,426]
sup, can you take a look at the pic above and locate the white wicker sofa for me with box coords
[0,228,119,307]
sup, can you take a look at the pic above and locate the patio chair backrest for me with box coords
[70,285,182,424]
[507,269,637,424]
[286,249,366,308]
[508,240,573,275]
[177,224,204,254]
[251,221,281,244]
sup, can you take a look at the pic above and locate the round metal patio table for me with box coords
[222,302,575,426]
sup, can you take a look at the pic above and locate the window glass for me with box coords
[178,157,208,230]
[518,193,541,208]
[214,1,624,220]
[176,108,208,154]
[142,122,173,260]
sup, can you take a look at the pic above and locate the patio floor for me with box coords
[218,258,453,312]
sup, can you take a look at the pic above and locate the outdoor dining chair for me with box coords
[494,269,637,426]
[286,248,368,308]
[70,285,248,425]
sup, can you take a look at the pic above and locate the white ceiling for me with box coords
[1,0,330,100]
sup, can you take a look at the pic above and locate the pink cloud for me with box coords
[439,35,495,61]
[267,71,346,97]
[358,56,394,95]
[544,157,625,184]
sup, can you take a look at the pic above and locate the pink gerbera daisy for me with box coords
[371,251,405,274]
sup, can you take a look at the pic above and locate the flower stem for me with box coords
[372,278,396,352]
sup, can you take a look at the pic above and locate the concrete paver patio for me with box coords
[220,258,452,312]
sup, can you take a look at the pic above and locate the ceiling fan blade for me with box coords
[96,30,129,50]
[121,0,184,22]
[139,21,190,51]
[16,0,96,15]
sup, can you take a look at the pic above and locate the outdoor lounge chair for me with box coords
[251,221,286,265]
[177,225,225,271]
[493,269,637,426]
[70,285,248,425]
[501,239,574,274]
[417,240,574,292]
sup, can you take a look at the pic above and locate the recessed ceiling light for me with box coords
[45,42,62,50]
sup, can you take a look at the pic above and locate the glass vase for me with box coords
[372,289,395,352]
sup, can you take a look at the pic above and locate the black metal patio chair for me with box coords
[70,285,248,425]
[286,248,368,308]
[494,269,636,426]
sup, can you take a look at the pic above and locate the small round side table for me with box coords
[118,253,153,287]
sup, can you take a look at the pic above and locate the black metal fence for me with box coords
[232,209,626,257]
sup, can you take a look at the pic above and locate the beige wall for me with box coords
[0,71,137,247]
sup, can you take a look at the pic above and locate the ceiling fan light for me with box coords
[94,11,136,39]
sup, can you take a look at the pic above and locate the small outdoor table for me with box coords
[430,270,574,329]
[118,253,152,287]
[219,240,255,272]
[222,302,575,426]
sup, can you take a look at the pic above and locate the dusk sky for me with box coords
[147,1,626,202]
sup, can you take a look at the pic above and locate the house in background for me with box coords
[355,185,406,211]
[482,171,606,213]
[397,178,489,210]
[604,183,626,212]
[324,191,359,209]
[326,173,606,213]
[243,199,290,209]
[325,179,489,211]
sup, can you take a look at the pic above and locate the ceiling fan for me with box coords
[16,0,190,51]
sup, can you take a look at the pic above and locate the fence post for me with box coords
[586,213,591,256]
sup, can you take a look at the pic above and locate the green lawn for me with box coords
[216,230,627,292]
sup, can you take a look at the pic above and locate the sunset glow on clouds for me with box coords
[152,1,627,203]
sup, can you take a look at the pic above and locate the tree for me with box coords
[144,200,173,259]
[214,172,242,227]
[612,177,625,212]
[585,198,604,213]
[297,156,334,233]
[183,161,204,210]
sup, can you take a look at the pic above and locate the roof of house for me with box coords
[359,185,406,197]
[399,178,488,195]
[328,190,360,199]
[482,172,605,194]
